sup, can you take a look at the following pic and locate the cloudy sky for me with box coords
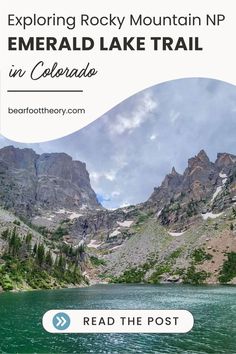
[1,78,236,209]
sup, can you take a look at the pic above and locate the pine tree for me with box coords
[58,253,66,273]
[69,245,73,257]
[54,255,58,268]
[37,243,45,266]
[45,250,53,267]
[232,207,236,218]
[25,232,32,252]
[33,243,38,256]
[8,227,21,257]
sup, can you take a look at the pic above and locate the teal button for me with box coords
[52,312,70,330]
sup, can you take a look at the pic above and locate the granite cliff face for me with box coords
[147,150,236,229]
[149,150,218,207]
[0,146,100,217]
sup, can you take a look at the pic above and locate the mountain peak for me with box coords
[0,145,101,216]
[148,148,224,209]
[197,149,210,163]
[215,152,236,169]
[163,166,182,185]
[188,149,210,169]
[171,166,178,175]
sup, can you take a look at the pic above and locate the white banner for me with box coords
[43,309,194,333]
[0,0,235,142]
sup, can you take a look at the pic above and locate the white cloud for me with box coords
[111,191,120,197]
[104,170,116,181]
[90,171,101,183]
[150,134,157,140]
[90,169,117,183]
[108,92,158,135]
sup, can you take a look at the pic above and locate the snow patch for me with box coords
[117,220,133,227]
[211,172,228,203]
[201,212,223,220]
[87,239,102,248]
[219,172,227,179]
[109,229,121,238]
[219,172,227,185]
[80,204,88,210]
[110,244,123,250]
[168,231,185,237]
[211,186,223,203]
[55,209,66,214]
[69,212,82,220]
[54,209,82,219]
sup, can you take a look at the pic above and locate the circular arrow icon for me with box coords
[52,312,70,330]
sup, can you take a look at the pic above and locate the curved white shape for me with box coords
[168,231,185,237]
[1,0,236,142]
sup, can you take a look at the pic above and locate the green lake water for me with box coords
[0,284,235,354]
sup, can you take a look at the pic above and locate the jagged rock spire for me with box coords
[197,149,210,163]
[215,152,236,168]
[171,166,177,175]
[188,149,210,169]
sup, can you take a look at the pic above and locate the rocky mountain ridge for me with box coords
[0,146,236,286]
[61,149,236,247]
[147,150,236,230]
[61,149,236,285]
[0,146,101,218]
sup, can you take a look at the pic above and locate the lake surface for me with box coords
[0,284,235,354]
